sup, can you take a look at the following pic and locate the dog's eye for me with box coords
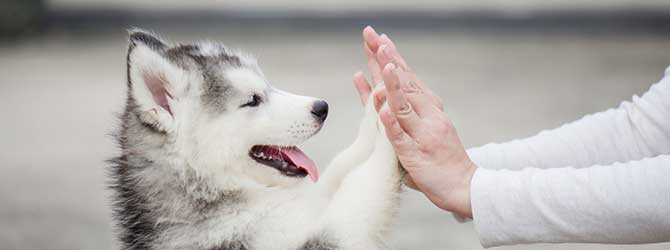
[241,94,262,108]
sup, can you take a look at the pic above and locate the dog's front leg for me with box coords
[317,93,380,196]
[322,111,402,250]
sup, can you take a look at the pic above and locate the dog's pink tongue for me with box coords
[282,147,319,182]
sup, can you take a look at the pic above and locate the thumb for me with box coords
[379,105,417,155]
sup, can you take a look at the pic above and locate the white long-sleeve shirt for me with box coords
[466,66,670,248]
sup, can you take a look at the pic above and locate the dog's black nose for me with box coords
[311,100,329,122]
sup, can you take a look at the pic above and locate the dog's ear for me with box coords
[126,29,185,131]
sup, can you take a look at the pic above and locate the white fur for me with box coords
[127,39,401,250]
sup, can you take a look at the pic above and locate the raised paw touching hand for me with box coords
[353,26,477,219]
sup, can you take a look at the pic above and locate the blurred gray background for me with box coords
[1,0,670,250]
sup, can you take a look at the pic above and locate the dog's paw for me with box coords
[370,82,389,128]
[358,83,385,135]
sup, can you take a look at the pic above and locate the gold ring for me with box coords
[398,102,413,115]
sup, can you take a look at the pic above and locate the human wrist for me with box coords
[433,159,476,218]
[453,161,476,218]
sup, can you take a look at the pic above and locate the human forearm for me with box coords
[471,155,670,248]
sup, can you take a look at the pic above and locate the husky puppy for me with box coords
[109,29,402,250]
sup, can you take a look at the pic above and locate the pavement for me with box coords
[1,26,669,250]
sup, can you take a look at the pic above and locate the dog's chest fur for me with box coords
[109,111,333,250]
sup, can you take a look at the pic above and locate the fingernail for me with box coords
[380,34,391,43]
[365,25,376,33]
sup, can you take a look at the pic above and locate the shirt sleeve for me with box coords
[467,66,670,171]
[471,155,670,248]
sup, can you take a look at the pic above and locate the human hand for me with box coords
[353,27,443,110]
[353,26,476,218]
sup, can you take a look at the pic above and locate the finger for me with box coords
[402,72,443,112]
[373,86,387,112]
[380,37,437,111]
[353,71,372,105]
[382,63,424,138]
[379,106,417,154]
[378,34,409,70]
[376,35,439,98]
[378,34,432,91]
[376,44,394,73]
[377,43,444,111]
[364,43,384,86]
[363,26,381,52]
[378,55,437,117]
[391,66,441,117]
[363,27,383,85]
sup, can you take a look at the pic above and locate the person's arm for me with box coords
[357,27,670,247]
[471,154,670,248]
[468,69,670,170]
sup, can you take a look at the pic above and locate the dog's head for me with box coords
[125,29,327,188]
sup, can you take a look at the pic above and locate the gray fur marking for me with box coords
[113,29,340,250]
[110,29,248,250]
[208,240,250,250]
[200,67,237,114]
[298,232,339,250]
[163,42,245,114]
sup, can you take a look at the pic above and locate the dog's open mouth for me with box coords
[249,145,319,182]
